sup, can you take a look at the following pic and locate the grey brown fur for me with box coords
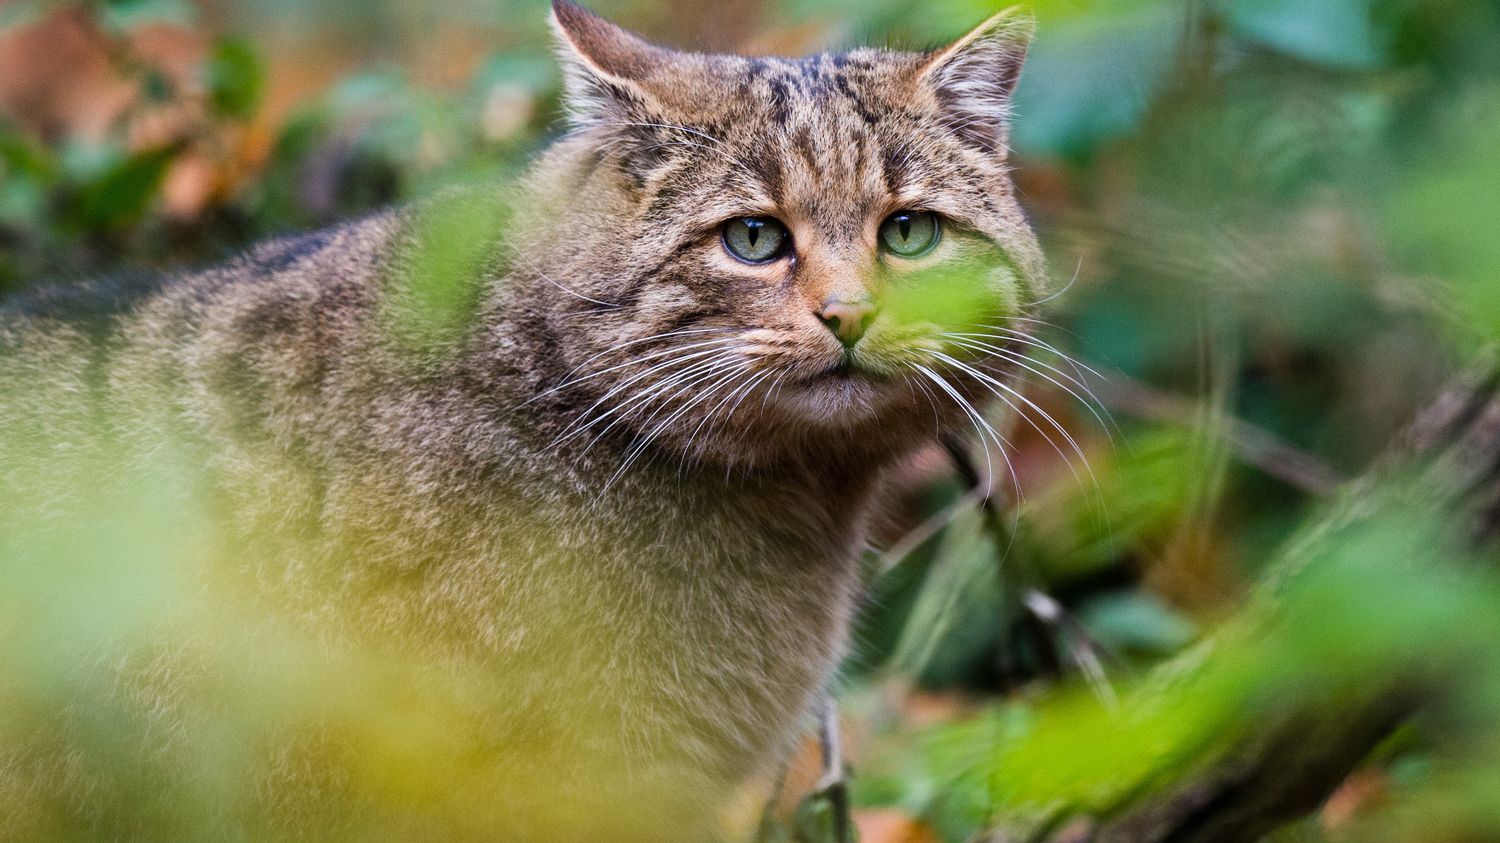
[0,3,1042,840]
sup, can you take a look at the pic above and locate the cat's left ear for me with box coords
[550,0,671,129]
[918,7,1034,153]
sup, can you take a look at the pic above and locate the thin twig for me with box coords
[1091,370,1345,496]
[817,692,852,843]
[942,435,1118,703]
[875,488,986,578]
[1022,589,1119,710]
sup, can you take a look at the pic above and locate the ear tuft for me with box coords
[920,7,1034,153]
[550,1,666,127]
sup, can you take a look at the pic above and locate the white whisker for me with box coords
[543,337,740,403]
[926,349,1096,495]
[551,346,742,443]
[944,335,1117,439]
[521,328,735,408]
[603,363,752,494]
[912,362,1004,498]
[565,354,743,452]
[1024,256,1084,307]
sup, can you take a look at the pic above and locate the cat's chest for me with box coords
[528,464,869,627]
[351,451,873,663]
[431,464,871,779]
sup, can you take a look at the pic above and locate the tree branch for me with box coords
[1091,370,1346,496]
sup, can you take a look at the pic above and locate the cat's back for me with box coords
[0,213,419,534]
[0,213,402,425]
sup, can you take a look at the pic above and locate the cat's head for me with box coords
[526,1,1045,470]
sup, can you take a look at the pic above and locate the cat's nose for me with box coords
[818,297,878,347]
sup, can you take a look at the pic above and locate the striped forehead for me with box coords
[738,55,908,238]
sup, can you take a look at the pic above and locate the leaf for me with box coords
[0,172,47,226]
[1385,93,1500,345]
[1223,0,1391,69]
[1077,590,1196,656]
[1010,0,1186,159]
[378,191,511,357]
[0,126,57,181]
[58,138,126,183]
[97,0,196,32]
[0,0,45,36]
[1025,428,1200,581]
[889,506,1005,683]
[75,146,176,229]
[206,36,266,120]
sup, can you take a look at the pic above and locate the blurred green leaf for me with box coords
[206,36,266,120]
[0,175,47,226]
[1385,91,1500,344]
[380,190,511,357]
[1224,0,1391,69]
[58,138,126,183]
[75,146,176,229]
[0,126,56,181]
[890,506,1004,684]
[1026,428,1200,581]
[96,0,196,32]
[0,0,46,35]
[1011,1,1185,158]
[1077,590,1196,656]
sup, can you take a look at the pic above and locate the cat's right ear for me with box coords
[918,7,1034,154]
[550,0,669,130]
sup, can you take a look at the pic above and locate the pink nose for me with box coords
[818,298,877,347]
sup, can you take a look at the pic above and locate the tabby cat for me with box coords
[0,2,1043,839]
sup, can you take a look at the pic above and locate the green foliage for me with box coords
[1075,591,1194,657]
[74,145,177,229]
[206,36,266,119]
[380,190,511,356]
[1011,0,1186,159]
[1385,91,1500,346]
[95,0,196,32]
[853,487,1500,840]
[1223,0,1393,68]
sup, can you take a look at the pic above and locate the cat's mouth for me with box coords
[824,357,855,378]
[810,355,875,383]
[808,346,908,384]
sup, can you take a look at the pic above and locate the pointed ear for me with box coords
[919,7,1034,153]
[550,0,669,128]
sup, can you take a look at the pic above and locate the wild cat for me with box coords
[0,1,1043,840]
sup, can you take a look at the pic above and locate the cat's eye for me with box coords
[878,210,941,258]
[722,217,790,264]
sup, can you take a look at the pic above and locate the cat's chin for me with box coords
[776,370,907,428]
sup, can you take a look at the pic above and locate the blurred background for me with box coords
[3,0,1500,840]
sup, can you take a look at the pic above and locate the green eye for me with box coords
[878,210,941,257]
[723,217,790,263]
